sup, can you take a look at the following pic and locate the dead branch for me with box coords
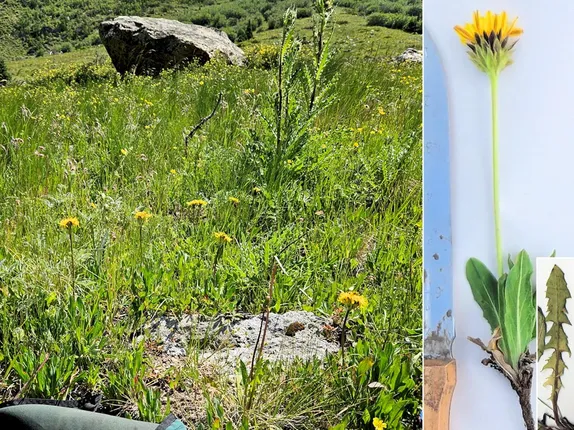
[184,92,223,156]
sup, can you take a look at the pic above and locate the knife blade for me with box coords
[423,29,457,430]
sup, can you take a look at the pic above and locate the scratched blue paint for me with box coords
[423,29,455,359]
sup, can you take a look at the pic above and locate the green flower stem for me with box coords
[489,71,503,277]
[68,228,75,290]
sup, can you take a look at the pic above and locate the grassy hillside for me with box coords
[7,11,421,82]
[0,0,421,59]
[0,5,421,430]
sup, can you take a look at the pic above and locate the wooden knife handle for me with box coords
[424,359,456,430]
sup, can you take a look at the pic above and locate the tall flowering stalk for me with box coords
[455,11,523,276]
[455,12,535,430]
[135,210,152,264]
[337,291,368,367]
[59,217,79,290]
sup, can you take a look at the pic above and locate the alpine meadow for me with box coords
[0,1,422,429]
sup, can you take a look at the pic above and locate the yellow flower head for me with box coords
[135,211,152,222]
[377,107,385,116]
[373,417,387,429]
[59,217,80,229]
[229,197,240,205]
[454,11,523,75]
[121,148,128,155]
[252,187,262,194]
[187,199,208,207]
[170,169,177,175]
[338,291,368,309]
[214,232,232,244]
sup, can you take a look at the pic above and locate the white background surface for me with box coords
[537,258,574,423]
[425,1,574,428]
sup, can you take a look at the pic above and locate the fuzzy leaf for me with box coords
[466,258,501,332]
[538,306,547,360]
[542,265,571,405]
[503,250,535,370]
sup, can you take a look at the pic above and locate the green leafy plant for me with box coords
[538,265,573,430]
[466,251,535,429]
[455,10,535,430]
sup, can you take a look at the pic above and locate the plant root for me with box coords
[468,336,534,430]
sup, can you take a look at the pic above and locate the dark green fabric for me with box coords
[0,405,160,430]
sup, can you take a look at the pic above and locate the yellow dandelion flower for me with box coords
[356,127,364,133]
[377,107,385,115]
[252,187,262,194]
[187,199,208,207]
[373,417,387,429]
[353,142,359,148]
[214,232,232,244]
[170,169,177,174]
[90,202,97,209]
[135,211,152,222]
[199,81,204,86]
[59,217,79,229]
[229,197,240,205]
[454,11,523,75]
[338,291,368,310]
[121,148,128,155]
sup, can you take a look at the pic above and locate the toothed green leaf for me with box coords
[542,265,571,405]
[538,306,547,360]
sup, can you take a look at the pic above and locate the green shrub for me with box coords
[367,12,421,34]
[0,57,9,83]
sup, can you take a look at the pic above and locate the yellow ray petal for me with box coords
[498,11,507,33]
[454,25,474,44]
[473,10,481,33]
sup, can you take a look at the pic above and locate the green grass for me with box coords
[0,9,421,430]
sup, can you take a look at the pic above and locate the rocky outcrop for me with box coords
[146,311,340,373]
[395,48,422,63]
[99,16,245,76]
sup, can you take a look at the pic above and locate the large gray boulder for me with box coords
[99,16,246,75]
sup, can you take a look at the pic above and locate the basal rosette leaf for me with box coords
[542,265,571,403]
[538,306,547,360]
[502,250,535,370]
[466,257,501,332]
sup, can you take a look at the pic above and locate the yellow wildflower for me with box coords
[252,187,262,194]
[187,199,208,207]
[121,148,128,155]
[377,107,385,115]
[170,169,177,174]
[353,142,359,148]
[214,232,232,244]
[135,211,152,222]
[338,291,368,310]
[59,217,80,229]
[229,197,240,205]
[373,418,387,429]
[454,11,523,75]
